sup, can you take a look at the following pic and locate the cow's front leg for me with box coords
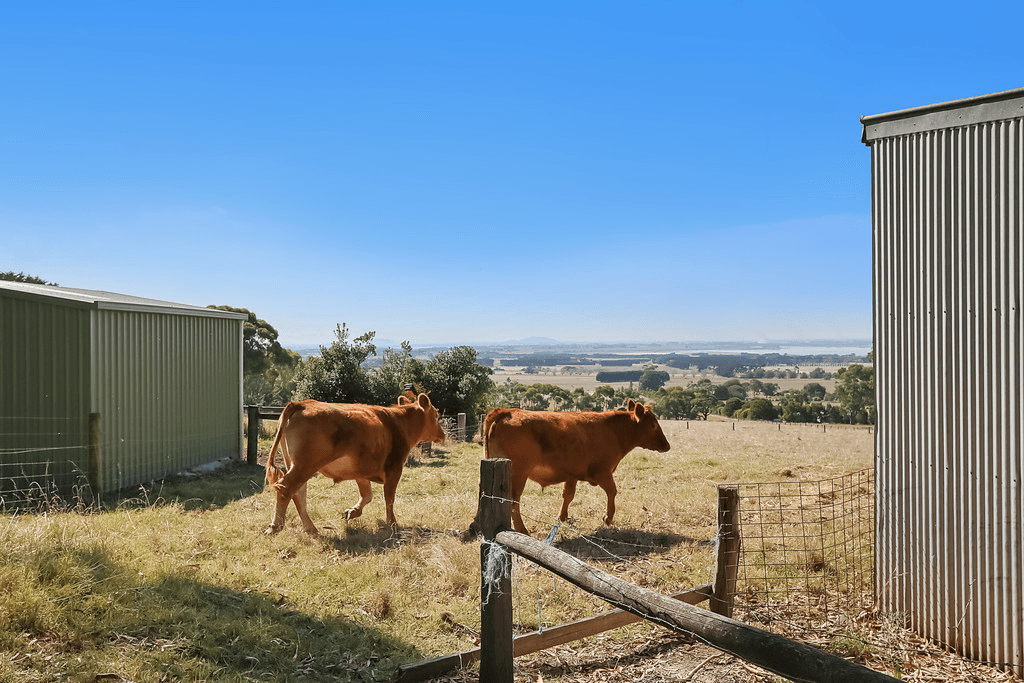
[559,479,578,523]
[345,478,373,520]
[598,476,618,525]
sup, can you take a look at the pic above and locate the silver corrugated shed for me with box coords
[862,88,1023,675]
[0,281,246,501]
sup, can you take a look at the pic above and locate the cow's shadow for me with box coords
[320,521,461,555]
[404,447,452,469]
[552,526,714,560]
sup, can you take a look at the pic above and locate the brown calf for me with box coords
[264,393,445,534]
[482,399,671,534]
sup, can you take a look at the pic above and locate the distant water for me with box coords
[686,345,871,357]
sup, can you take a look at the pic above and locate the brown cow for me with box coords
[264,393,445,534]
[482,399,671,534]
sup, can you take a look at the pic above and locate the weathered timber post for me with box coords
[711,486,740,617]
[88,412,101,502]
[457,413,467,442]
[478,459,513,683]
[246,405,261,465]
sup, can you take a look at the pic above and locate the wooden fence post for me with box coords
[457,413,467,442]
[478,459,513,683]
[711,486,740,617]
[88,412,101,501]
[246,405,261,465]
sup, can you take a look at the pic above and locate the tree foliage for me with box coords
[834,364,875,424]
[292,327,495,416]
[638,365,670,391]
[293,324,377,404]
[1,271,57,285]
[208,305,299,405]
[420,346,494,417]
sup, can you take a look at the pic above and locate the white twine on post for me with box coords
[481,540,511,607]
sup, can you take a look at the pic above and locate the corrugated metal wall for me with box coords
[864,90,1023,674]
[91,309,242,493]
[0,293,92,502]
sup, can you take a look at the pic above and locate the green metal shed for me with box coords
[0,281,246,503]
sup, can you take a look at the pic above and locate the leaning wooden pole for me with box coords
[495,530,900,683]
[478,459,513,683]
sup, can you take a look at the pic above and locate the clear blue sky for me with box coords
[3,2,1021,346]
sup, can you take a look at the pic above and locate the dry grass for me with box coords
[1,418,1012,682]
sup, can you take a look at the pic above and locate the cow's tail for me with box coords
[265,403,296,487]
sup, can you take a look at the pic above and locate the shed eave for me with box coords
[94,301,249,320]
[861,86,1024,144]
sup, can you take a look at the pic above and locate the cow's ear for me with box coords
[398,395,411,405]
[418,393,431,409]
[626,398,637,412]
[632,401,644,419]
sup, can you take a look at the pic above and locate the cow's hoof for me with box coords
[264,525,283,535]
[303,526,319,535]
[344,508,362,520]
[603,517,614,526]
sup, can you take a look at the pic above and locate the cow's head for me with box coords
[399,392,447,444]
[627,399,671,452]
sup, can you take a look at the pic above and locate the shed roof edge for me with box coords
[861,87,1024,144]
[0,281,248,320]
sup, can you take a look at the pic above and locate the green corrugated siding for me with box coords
[92,310,242,492]
[0,294,91,503]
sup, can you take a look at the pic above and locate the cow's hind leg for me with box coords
[382,467,404,527]
[266,466,316,534]
[291,481,318,535]
[509,472,531,535]
[344,479,373,520]
[558,479,578,523]
[265,485,291,534]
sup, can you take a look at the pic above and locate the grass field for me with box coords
[1,418,879,682]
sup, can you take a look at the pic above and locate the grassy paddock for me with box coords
[0,419,872,682]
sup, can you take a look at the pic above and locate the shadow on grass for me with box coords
[117,461,268,512]
[405,446,454,469]
[554,526,714,560]
[9,545,421,682]
[321,520,463,555]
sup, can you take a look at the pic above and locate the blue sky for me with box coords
[3,2,1021,347]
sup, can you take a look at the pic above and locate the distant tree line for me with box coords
[226,305,874,426]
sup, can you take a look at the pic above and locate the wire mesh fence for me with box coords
[0,416,92,510]
[723,469,875,632]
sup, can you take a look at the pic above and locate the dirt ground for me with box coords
[430,615,1018,682]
